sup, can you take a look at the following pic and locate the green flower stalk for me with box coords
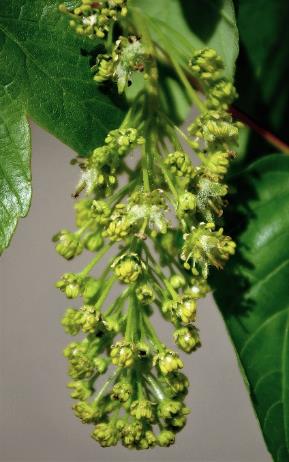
[56,2,240,449]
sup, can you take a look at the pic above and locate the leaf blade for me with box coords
[0,99,31,252]
[213,155,289,461]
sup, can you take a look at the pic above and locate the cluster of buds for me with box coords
[94,36,147,93]
[58,2,238,448]
[74,127,144,196]
[59,1,127,38]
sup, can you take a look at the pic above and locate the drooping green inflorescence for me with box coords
[56,2,240,449]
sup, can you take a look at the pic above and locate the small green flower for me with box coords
[73,401,98,423]
[165,151,194,178]
[177,192,197,217]
[61,308,82,336]
[136,283,155,304]
[111,253,145,283]
[91,200,111,225]
[130,399,153,421]
[164,372,190,397]
[121,421,143,448]
[169,274,186,290]
[154,349,184,375]
[189,48,224,83]
[67,380,93,400]
[207,80,238,110]
[111,381,132,402]
[174,326,201,353]
[157,399,182,419]
[92,422,119,447]
[189,111,240,149]
[157,430,175,447]
[138,430,157,449]
[94,357,109,375]
[84,233,104,252]
[79,305,101,333]
[56,273,83,299]
[110,340,134,367]
[105,128,144,155]
[181,222,236,277]
[53,229,83,260]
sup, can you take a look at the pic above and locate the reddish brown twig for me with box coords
[230,106,289,155]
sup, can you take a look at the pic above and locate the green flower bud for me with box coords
[164,372,190,397]
[136,283,155,304]
[169,274,186,290]
[196,175,228,221]
[73,401,98,423]
[201,150,235,180]
[163,296,197,324]
[94,357,109,375]
[56,273,83,299]
[154,349,183,375]
[91,200,111,225]
[102,316,120,333]
[92,422,119,447]
[105,128,144,156]
[121,421,143,448]
[181,222,236,278]
[207,80,238,110]
[104,214,131,241]
[110,340,134,367]
[94,55,114,83]
[61,308,82,335]
[67,380,93,400]
[165,151,194,178]
[111,381,132,402]
[82,277,101,303]
[177,296,197,324]
[186,278,210,299]
[130,399,153,421]
[111,253,145,284]
[79,305,101,333]
[157,430,175,447]
[177,192,197,217]
[189,48,224,83]
[189,111,239,149]
[84,233,104,252]
[138,430,157,449]
[157,399,182,419]
[53,230,83,260]
[174,326,201,353]
[74,198,93,228]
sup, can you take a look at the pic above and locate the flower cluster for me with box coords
[59,1,127,38]
[59,4,239,449]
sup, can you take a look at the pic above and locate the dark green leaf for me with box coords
[0,99,31,253]
[213,155,289,462]
[0,0,125,252]
[234,0,289,161]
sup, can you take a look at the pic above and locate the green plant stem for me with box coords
[80,243,111,277]
[143,314,163,350]
[94,274,116,311]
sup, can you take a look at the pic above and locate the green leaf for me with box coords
[132,0,238,123]
[213,155,289,462]
[234,0,289,160]
[0,0,125,252]
[0,99,31,253]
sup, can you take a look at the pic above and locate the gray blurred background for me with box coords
[0,123,271,462]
